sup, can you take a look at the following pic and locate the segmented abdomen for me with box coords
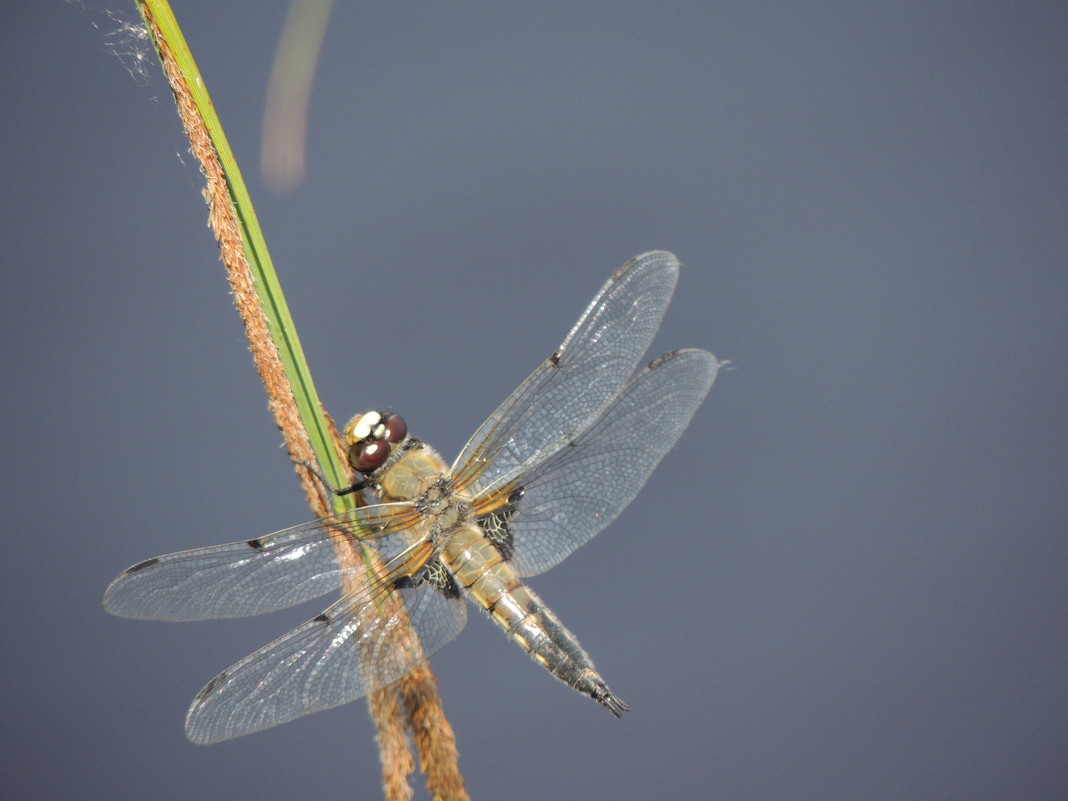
[440,524,627,716]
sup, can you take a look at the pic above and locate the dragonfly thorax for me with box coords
[377,441,452,503]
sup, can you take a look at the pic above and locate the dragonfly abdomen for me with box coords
[441,525,628,717]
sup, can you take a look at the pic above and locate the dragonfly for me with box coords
[104,251,720,744]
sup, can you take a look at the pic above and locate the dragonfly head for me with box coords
[342,411,409,474]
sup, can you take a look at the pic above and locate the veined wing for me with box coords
[103,502,423,621]
[451,251,679,498]
[474,349,718,577]
[184,537,467,744]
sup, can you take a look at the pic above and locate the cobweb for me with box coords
[72,2,154,85]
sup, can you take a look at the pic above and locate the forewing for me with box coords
[184,540,467,744]
[102,502,422,621]
[475,349,718,577]
[452,252,679,497]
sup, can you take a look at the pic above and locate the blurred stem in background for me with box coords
[261,0,336,194]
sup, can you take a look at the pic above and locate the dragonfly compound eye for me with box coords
[381,413,408,444]
[349,438,391,473]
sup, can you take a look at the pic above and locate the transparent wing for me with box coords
[102,502,422,621]
[474,349,718,577]
[452,251,679,498]
[184,538,468,744]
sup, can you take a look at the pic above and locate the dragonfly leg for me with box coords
[295,459,367,496]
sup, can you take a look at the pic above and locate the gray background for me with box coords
[4,2,1066,799]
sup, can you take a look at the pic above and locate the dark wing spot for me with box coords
[312,612,331,624]
[196,671,227,701]
[647,350,682,370]
[549,350,562,367]
[423,558,461,600]
[125,557,159,574]
[479,512,514,561]
[246,538,265,551]
[393,574,421,591]
[477,486,524,562]
[609,257,636,282]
